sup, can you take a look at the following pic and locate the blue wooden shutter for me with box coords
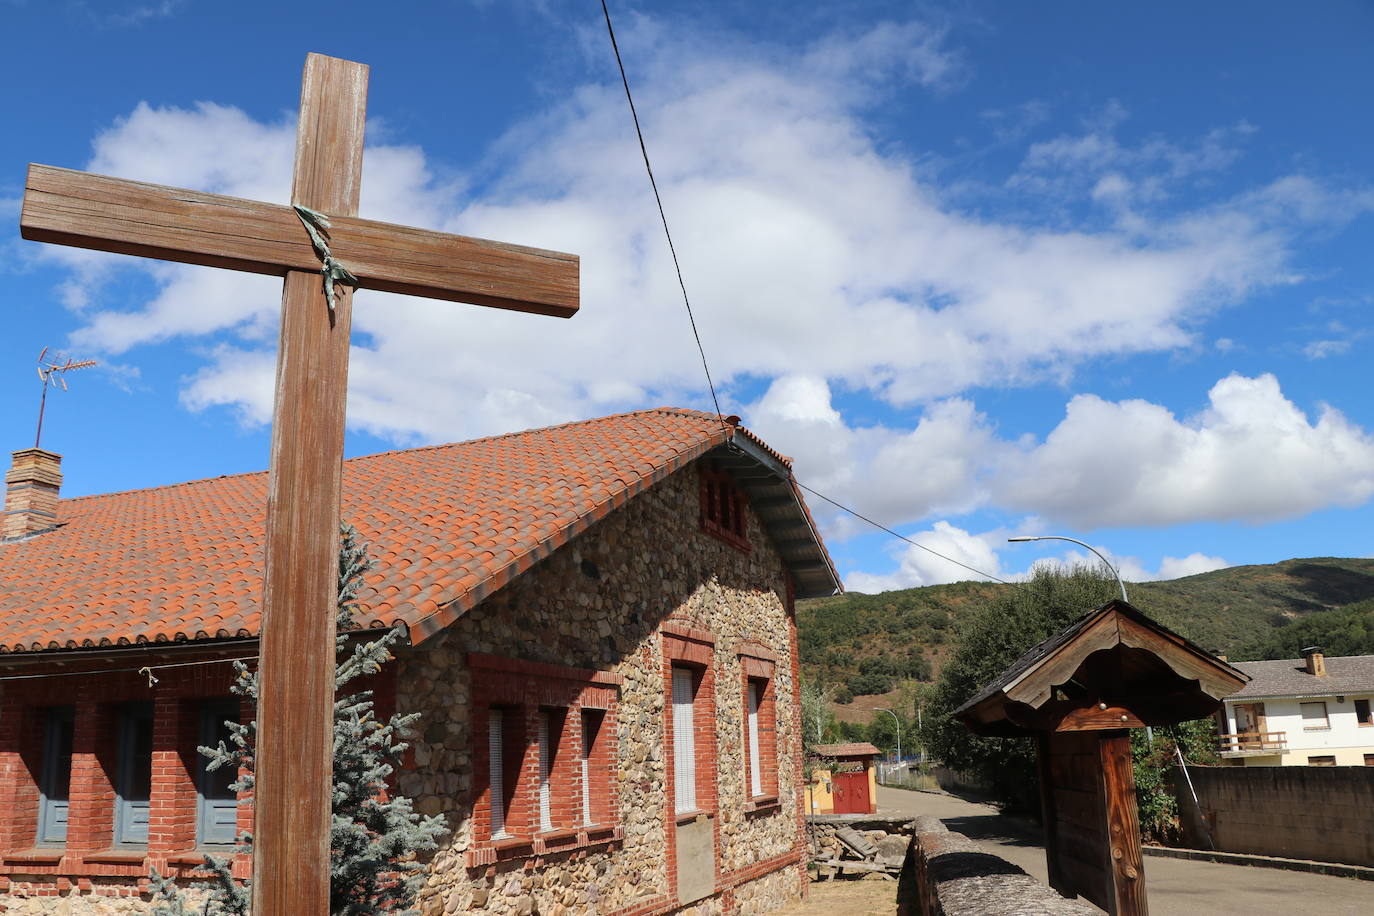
[197,699,241,846]
[37,706,74,844]
[115,702,154,844]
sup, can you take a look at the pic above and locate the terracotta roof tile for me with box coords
[0,408,833,653]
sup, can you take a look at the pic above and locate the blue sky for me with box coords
[2,1,1372,593]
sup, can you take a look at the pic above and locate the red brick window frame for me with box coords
[467,654,622,867]
[662,622,717,823]
[739,645,779,810]
[700,464,751,553]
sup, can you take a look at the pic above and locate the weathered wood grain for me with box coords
[251,53,366,916]
[1099,731,1147,915]
[21,164,579,318]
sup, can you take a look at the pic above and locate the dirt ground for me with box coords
[771,874,896,916]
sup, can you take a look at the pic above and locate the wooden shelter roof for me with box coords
[953,599,1248,737]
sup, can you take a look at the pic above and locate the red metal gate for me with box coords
[831,770,871,815]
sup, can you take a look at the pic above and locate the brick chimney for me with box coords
[3,448,63,539]
[1301,646,1327,677]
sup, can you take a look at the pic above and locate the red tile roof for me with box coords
[0,408,836,654]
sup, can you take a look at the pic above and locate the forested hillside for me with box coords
[797,557,1374,698]
[1239,595,1374,660]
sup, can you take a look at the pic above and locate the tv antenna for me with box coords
[34,346,98,448]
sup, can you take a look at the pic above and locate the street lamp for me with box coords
[1007,535,1128,602]
[875,707,901,766]
[1008,535,1147,743]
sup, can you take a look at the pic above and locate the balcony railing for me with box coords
[1217,731,1287,755]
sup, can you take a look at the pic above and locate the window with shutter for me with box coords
[672,666,698,813]
[37,706,74,844]
[197,698,241,846]
[1301,701,1330,731]
[115,702,154,845]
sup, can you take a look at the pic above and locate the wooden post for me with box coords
[1098,731,1146,916]
[251,55,367,915]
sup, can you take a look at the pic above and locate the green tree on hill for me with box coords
[1238,596,1374,660]
[921,564,1119,813]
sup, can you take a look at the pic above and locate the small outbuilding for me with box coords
[805,742,880,815]
[954,598,1248,916]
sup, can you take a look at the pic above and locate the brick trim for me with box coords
[659,619,715,645]
[467,653,622,867]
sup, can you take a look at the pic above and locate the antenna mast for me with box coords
[34,346,98,448]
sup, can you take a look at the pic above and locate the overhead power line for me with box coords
[599,0,727,428]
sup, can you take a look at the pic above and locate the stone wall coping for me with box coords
[807,814,917,831]
[909,816,1097,916]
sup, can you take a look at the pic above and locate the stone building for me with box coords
[0,408,839,914]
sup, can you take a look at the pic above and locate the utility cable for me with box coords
[600,0,727,428]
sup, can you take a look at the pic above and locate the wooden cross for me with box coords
[21,53,578,914]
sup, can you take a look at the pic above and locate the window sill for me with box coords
[745,795,782,815]
[163,850,234,866]
[467,825,622,867]
[82,849,148,865]
[675,808,713,825]
[3,850,64,865]
[1303,727,1331,732]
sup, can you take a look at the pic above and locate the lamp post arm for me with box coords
[1009,534,1128,602]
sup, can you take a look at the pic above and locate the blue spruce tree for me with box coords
[152,525,447,914]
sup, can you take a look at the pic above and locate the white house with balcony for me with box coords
[1218,647,1374,766]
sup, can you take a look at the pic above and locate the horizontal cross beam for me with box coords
[21,164,579,318]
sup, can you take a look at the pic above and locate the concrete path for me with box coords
[877,785,1373,916]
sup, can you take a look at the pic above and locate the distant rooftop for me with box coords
[1229,654,1374,700]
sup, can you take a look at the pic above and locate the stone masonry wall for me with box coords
[399,459,806,916]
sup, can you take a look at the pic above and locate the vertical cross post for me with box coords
[19,49,580,913]
[251,55,367,916]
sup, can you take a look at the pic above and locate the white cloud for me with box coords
[999,373,1374,528]
[1155,553,1229,580]
[46,18,1348,449]
[1011,101,1256,204]
[846,521,1008,592]
[749,373,1374,535]
[846,526,1230,592]
[749,375,999,538]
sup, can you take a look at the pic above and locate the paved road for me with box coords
[877,785,1373,916]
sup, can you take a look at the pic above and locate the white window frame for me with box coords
[488,708,508,838]
[580,710,600,826]
[537,710,554,833]
[747,680,763,798]
[671,666,698,814]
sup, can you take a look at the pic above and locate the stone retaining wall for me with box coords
[900,815,1095,916]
